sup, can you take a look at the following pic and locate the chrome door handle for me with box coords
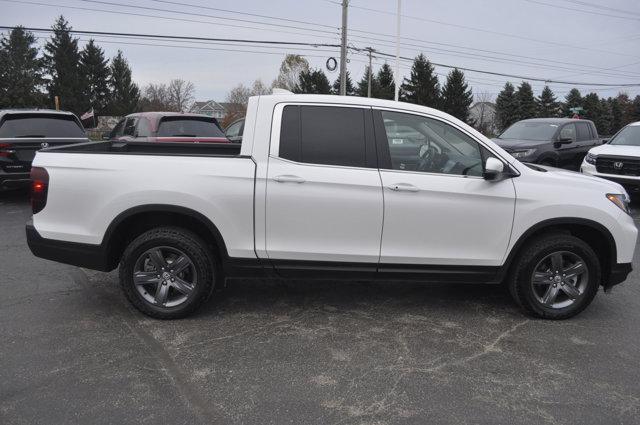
[386,183,419,192]
[273,175,306,183]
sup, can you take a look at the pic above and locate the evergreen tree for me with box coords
[375,63,395,100]
[355,65,378,97]
[108,50,139,116]
[598,98,612,135]
[0,26,45,109]
[44,16,84,114]
[331,71,355,95]
[609,96,623,133]
[400,54,440,108]
[440,68,472,122]
[562,88,582,117]
[516,81,536,120]
[536,86,559,117]
[582,92,605,134]
[495,82,519,131]
[79,39,110,114]
[633,95,640,122]
[294,68,331,94]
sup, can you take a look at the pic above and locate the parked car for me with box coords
[106,112,229,144]
[581,121,640,195]
[27,94,636,320]
[224,118,244,143]
[0,110,88,191]
[493,118,603,169]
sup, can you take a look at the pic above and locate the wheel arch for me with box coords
[536,151,560,166]
[102,204,229,271]
[502,217,616,285]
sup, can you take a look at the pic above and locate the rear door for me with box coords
[264,104,383,277]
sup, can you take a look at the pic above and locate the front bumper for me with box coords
[26,220,112,271]
[581,162,640,192]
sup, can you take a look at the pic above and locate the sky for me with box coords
[2,0,640,103]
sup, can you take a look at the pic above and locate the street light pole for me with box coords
[339,0,349,96]
[394,0,401,101]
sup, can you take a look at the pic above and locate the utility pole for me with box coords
[365,47,375,98]
[339,0,349,96]
[394,0,401,101]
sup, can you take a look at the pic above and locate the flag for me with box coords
[80,109,96,129]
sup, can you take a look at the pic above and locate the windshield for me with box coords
[157,117,224,137]
[498,121,559,141]
[0,114,85,138]
[609,125,640,146]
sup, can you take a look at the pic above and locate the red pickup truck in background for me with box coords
[106,112,229,144]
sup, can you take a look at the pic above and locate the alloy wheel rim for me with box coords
[133,246,197,308]
[531,251,588,309]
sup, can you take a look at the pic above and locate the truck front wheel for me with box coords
[119,226,217,319]
[508,234,601,319]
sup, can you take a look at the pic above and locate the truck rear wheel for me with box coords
[119,226,216,319]
[508,234,600,320]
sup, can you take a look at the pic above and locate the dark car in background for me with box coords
[493,118,603,169]
[0,110,88,191]
[107,112,229,144]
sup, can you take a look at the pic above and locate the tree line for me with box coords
[494,82,640,135]
[0,18,196,117]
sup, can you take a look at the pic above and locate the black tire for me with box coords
[119,226,217,319]
[508,233,600,320]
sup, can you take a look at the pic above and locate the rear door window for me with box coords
[123,118,138,136]
[157,117,225,137]
[279,105,372,168]
[576,122,591,141]
[0,114,85,138]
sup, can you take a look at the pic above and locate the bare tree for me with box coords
[472,92,496,136]
[139,83,173,111]
[167,79,195,112]
[274,54,309,91]
[251,79,270,96]
[222,79,271,126]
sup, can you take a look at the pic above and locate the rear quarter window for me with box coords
[157,117,225,137]
[0,114,85,138]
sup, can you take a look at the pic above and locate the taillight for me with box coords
[0,143,13,158]
[30,167,49,214]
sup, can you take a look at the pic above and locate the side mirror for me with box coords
[558,137,573,144]
[483,157,505,181]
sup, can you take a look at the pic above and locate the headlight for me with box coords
[607,193,631,214]
[510,148,536,159]
[585,153,597,165]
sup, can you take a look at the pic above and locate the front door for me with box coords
[374,110,516,276]
[265,104,383,276]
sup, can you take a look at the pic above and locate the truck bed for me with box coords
[44,140,243,157]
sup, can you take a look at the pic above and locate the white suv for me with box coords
[581,122,640,195]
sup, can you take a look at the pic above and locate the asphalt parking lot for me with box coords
[1,190,640,425]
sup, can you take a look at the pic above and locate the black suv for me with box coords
[493,118,603,169]
[0,110,88,191]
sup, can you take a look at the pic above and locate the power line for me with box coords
[147,0,338,30]
[560,0,640,17]
[0,26,342,48]
[76,0,339,36]
[372,50,640,87]
[339,0,640,59]
[524,0,640,21]
[0,0,340,41]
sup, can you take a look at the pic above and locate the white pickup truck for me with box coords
[27,94,637,320]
